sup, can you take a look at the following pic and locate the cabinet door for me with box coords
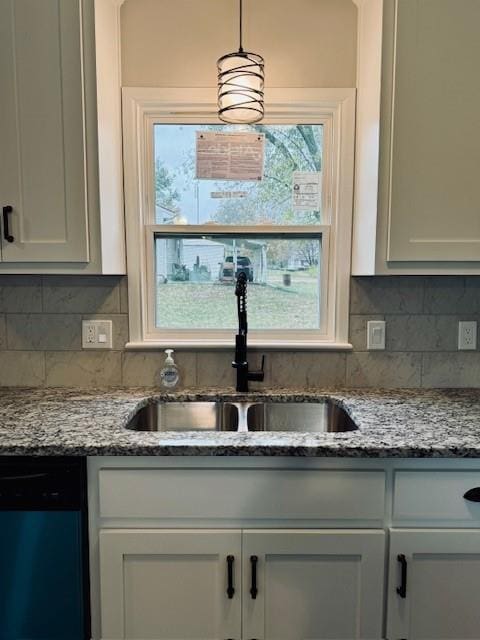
[388,529,480,639]
[99,529,242,640]
[243,529,385,640]
[387,0,480,261]
[0,0,89,262]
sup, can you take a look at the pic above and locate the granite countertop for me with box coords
[1,387,480,458]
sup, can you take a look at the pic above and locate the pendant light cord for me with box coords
[239,0,244,52]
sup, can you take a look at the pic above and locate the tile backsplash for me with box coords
[1,274,479,388]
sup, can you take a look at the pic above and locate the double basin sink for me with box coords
[126,400,358,434]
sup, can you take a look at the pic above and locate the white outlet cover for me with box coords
[458,321,477,351]
[82,320,113,349]
[367,320,386,350]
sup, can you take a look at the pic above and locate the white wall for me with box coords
[121,0,357,87]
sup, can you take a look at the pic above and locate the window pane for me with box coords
[154,124,324,226]
[154,234,322,330]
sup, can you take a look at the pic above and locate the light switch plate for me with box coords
[458,321,477,350]
[367,320,386,350]
[82,320,113,349]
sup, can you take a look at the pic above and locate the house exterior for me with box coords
[155,237,267,283]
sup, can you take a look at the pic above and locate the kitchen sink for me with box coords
[125,400,358,433]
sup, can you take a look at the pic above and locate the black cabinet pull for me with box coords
[464,487,480,502]
[396,554,407,598]
[2,206,14,243]
[250,555,258,599]
[226,555,235,599]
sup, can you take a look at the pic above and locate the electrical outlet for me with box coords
[82,320,113,349]
[85,323,96,344]
[367,320,386,350]
[458,321,477,350]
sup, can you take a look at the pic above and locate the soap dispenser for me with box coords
[160,349,180,389]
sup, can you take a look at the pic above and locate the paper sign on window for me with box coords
[196,131,265,181]
[210,191,248,199]
[292,171,322,211]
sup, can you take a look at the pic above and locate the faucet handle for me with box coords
[248,355,265,382]
[260,355,265,373]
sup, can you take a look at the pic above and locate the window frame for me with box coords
[122,87,355,349]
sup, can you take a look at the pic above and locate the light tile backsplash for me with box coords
[44,351,122,387]
[1,274,480,388]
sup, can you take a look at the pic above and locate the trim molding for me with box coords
[93,0,126,273]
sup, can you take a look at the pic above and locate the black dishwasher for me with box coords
[0,457,90,640]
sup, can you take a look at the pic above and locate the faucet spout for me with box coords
[232,272,264,392]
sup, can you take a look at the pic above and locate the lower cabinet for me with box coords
[242,530,386,640]
[387,530,480,640]
[91,459,480,640]
[99,528,386,640]
[100,529,242,639]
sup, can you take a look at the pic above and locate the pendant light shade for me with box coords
[217,0,264,124]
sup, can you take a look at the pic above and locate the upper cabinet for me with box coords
[352,0,480,274]
[0,0,125,274]
[0,0,88,263]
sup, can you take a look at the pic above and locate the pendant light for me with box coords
[217,0,265,124]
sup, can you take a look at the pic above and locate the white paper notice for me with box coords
[292,171,322,211]
[196,131,265,181]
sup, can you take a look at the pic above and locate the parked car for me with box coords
[171,263,190,281]
[220,256,254,282]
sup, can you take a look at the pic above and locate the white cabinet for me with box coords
[99,528,385,640]
[89,459,389,639]
[243,530,385,640]
[0,0,125,273]
[352,0,480,273]
[393,470,480,527]
[98,467,386,524]
[0,0,88,263]
[90,458,480,640]
[99,529,242,640]
[387,529,480,640]
[386,0,480,263]
[94,462,386,638]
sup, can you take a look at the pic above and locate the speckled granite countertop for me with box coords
[1,387,480,457]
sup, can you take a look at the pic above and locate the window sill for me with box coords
[125,340,353,351]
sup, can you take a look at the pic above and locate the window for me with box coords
[123,88,355,348]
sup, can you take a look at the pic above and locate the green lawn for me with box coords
[156,270,319,329]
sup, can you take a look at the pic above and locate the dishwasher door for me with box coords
[0,458,90,640]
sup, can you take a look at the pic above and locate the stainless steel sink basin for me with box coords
[246,401,358,433]
[126,401,238,432]
[125,400,358,433]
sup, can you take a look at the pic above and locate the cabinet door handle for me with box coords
[464,487,480,502]
[396,554,407,598]
[250,555,258,599]
[226,555,235,599]
[2,206,14,242]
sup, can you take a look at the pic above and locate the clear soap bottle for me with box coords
[160,349,180,389]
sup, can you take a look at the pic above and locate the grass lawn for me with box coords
[156,270,319,329]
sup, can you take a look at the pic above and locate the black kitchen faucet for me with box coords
[232,272,265,392]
